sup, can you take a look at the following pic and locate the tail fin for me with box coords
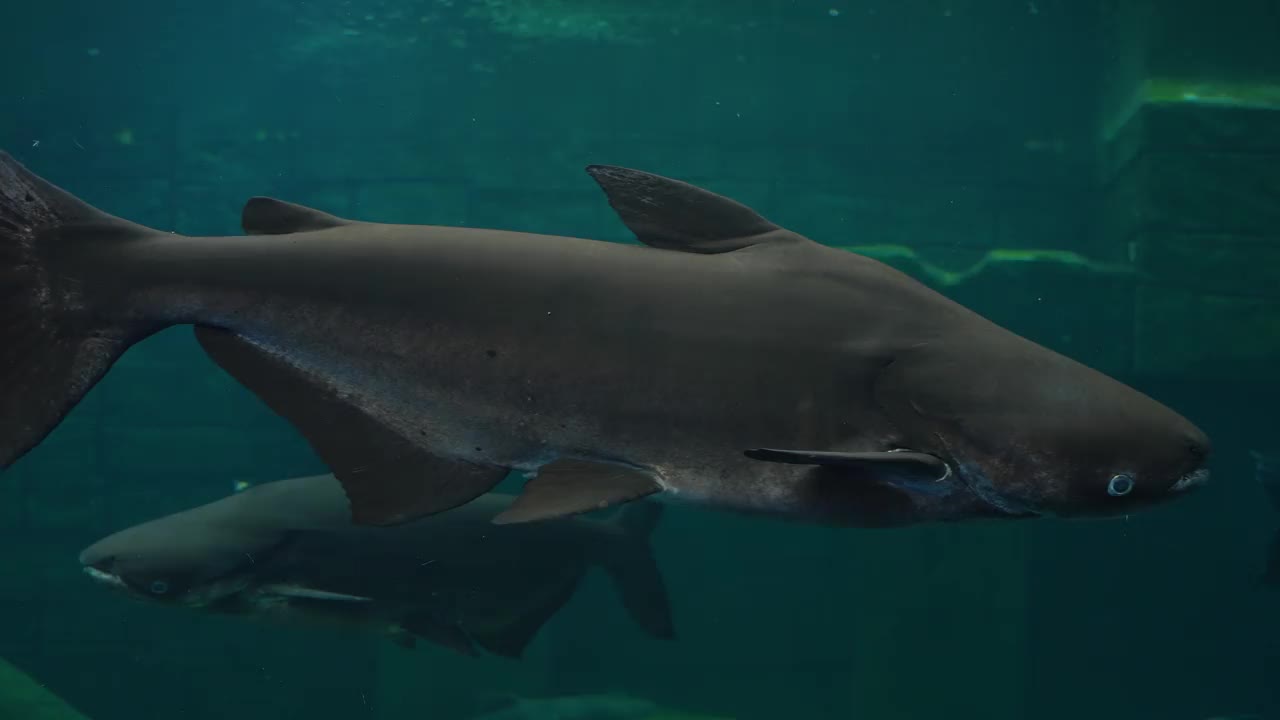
[0,151,161,469]
[598,501,676,640]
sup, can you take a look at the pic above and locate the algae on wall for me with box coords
[0,656,93,720]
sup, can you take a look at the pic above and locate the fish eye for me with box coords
[149,580,170,595]
[1107,474,1135,497]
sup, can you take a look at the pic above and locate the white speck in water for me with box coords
[31,140,39,148]
[86,48,100,57]
[828,8,840,17]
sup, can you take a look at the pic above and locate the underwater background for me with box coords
[1,0,1279,718]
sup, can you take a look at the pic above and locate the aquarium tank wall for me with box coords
[0,0,1278,719]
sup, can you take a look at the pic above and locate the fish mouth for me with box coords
[82,565,128,590]
[1170,467,1210,493]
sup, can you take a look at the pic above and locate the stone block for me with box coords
[1107,150,1280,239]
[1139,103,1280,154]
[1135,285,1280,380]
[1136,232,1280,299]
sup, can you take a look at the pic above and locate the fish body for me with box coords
[0,153,1210,528]
[79,474,674,658]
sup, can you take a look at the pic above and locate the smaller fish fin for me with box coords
[399,613,479,657]
[745,448,952,494]
[584,165,802,254]
[194,326,509,526]
[241,197,354,235]
[260,584,374,603]
[491,459,663,525]
[599,501,675,640]
[466,570,584,659]
[1252,451,1280,512]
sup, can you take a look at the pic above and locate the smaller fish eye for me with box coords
[1107,474,1135,497]
[149,580,170,595]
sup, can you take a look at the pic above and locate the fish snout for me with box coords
[1170,466,1210,493]
[81,561,128,591]
[79,548,128,589]
[1168,431,1211,493]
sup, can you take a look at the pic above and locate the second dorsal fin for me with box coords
[585,165,800,254]
[242,197,354,235]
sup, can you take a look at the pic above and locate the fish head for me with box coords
[877,334,1211,518]
[79,503,285,609]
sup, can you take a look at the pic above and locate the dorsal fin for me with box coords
[584,165,798,254]
[242,197,353,235]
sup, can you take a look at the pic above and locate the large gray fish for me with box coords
[0,151,1209,528]
[79,474,673,658]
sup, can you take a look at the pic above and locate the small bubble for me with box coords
[828,8,840,17]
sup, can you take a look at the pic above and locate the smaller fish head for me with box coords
[878,338,1211,518]
[79,507,284,608]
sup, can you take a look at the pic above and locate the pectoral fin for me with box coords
[745,448,952,495]
[195,326,509,527]
[492,459,663,525]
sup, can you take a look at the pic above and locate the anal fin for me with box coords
[464,568,584,659]
[194,326,509,526]
[492,459,663,525]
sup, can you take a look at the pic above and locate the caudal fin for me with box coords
[599,501,676,640]
[0,151,162,469]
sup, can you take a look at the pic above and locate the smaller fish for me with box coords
[1253,450,1280,588]
[80,474,675,658]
